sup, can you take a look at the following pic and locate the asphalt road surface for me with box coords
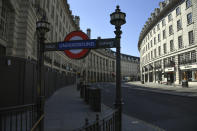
[96,83,197,131]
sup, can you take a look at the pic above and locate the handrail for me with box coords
[0,103,38,131]
[74,108,118,131]
[31,114,44,131]
[0,104,35,112]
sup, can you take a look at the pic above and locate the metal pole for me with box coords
[37,32,45,131]
[114,25,122,131]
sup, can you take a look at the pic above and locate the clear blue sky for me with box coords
[67,0,161,57]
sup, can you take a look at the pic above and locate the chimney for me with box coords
[151,12,156,19]
[154,8,160,16]
[87,28,91,39]
[97,36,101,39]
[159,2,166,10]
[74,16,80,27]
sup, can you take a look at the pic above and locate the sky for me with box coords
[67,0,162,57]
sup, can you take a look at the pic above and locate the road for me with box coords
[96,83,197,131]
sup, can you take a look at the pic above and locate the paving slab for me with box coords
[44,84,165,131]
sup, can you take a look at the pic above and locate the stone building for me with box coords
[138,0,197,86]
[0,0,140,83]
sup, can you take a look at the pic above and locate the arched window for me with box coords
[0,0,8,40]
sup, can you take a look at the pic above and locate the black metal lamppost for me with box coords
[110,5,126,131]
[36,19,50,130]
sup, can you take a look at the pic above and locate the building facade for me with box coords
[138,0,197,86]
[0,0,140,83]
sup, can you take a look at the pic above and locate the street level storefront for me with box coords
[155,69,162,83]
[180,64,197,86]
[0,44,6,56]
[164,67,175,85]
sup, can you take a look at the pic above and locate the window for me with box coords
[157,24,160,31]
[153,28,156,34]
[188,30,194,45]
[0,0,8,40]
[158,46,161,56]
[186,0,192,9]
[168,13,172,22]
[151,40,153,47]
[151,51,153,59]
[169,25,173,35]
[170,40,174,52]
[187,13,192,25]
[163,43,167,54]
[191,50,196,61]
[51,5,54,18]
[176,7,181,16]
[154,37,156,45]
[162,19,166,27]
[158,34,160,42]
[154,49,157,58]
[178,36,183,49]
[163,30,166,39]
[177,20,182,31]
[47,0,50,9]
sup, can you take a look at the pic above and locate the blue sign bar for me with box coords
[58,40,97,50]
[44,38,117,51]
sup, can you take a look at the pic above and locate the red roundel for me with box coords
[64,31,90,59]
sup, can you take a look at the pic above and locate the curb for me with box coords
[125,83,197,99]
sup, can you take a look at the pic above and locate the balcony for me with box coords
[179,59,196,65]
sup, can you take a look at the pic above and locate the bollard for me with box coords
[85,118,89,131]
[85,86,90,103]
[88,88,101,112]
[96,114,100,131]
[182,80,188,88]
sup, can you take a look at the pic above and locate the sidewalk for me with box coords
[44,84,164,131]
[127,81,197,98]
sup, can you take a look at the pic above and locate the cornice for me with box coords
[62,0,80,30]
[138,0,184,51]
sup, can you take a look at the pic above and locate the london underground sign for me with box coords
[44,31,117,59]
[64,31,90,59]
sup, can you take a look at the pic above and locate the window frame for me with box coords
[187,13,192,25]
[188,30,194,45]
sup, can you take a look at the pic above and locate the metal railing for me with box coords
[0,104,38,131]
[74,109,118,131]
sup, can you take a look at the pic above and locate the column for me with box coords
[153,63,156,83]
[175,55,180,85]
[148,66,150,82]
[161,59,164,82]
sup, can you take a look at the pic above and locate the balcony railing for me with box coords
[179,59,196,65]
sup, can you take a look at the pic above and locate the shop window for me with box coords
[194,71,197,81]
[0,44,6,56]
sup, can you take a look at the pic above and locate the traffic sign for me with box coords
[64,31,90,59]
